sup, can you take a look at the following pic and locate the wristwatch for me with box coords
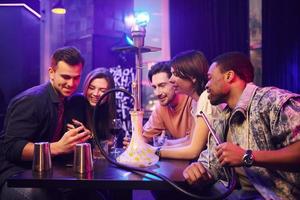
[242,149,254,167]
[155,147,161,158]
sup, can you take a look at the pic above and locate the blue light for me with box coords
[135,11,150,26]
[124,11,150,27]
[125,35,134,46]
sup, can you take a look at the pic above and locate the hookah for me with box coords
[93,12,236,199]
[116,21,160,167]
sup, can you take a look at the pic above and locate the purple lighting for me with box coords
[0,3,41,18]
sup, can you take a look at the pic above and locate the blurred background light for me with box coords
[124,11,150,27]
[135,11,150,26]
[125,34,134,46]
[51,0,66,14]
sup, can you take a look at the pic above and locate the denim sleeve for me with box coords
[197,135,228,182]
[271,97,300,147]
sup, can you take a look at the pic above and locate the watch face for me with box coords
[243,150,253,167]
[244,156,253,165]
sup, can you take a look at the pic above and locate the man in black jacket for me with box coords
[0,46,92,200]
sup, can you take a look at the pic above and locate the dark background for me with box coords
[0,0,300,131]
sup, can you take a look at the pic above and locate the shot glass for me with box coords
[73,143,93,173]
[32,142,52,172]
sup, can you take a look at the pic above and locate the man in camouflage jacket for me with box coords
[183,52,300,200]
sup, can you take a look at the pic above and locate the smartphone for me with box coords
[74,123,85,133]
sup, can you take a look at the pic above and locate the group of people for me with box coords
[0,46,299,200]
[0,47,117,200]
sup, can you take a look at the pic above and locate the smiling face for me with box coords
[169,68,195,97]
[205,62,230,105]
[86,78,109,107]
[151,72,175,106]
[49,61,82,97]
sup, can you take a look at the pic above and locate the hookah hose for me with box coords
[93,88,237,200]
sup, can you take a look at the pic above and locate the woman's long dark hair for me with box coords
[83,68,116,140]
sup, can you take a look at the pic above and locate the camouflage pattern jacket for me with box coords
[198,83,300,200]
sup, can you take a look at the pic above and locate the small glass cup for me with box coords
[93,140,109,159]
[32,142,52,172]
[110,119,123,156]
[73,143,93,173]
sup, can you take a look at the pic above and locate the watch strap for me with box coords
[155,147,161,158]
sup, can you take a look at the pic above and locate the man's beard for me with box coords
[209,93,226,106]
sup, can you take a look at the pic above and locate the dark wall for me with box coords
[0,6,40,129]
[169,0,249,61]
[63,0,134,92]
[262,0,300,93]
[0,0,39,13]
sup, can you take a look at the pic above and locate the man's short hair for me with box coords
[51,46,85,68]
[148,61,171,82]
[212,52,254,83]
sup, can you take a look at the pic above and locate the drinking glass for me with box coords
[110,118,123,156]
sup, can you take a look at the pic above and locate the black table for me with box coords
[7,156,231,200]
[7,158,190,191]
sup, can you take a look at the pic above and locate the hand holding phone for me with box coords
[72,119,86,134]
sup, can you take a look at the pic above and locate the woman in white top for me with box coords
[159,50,223,160]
